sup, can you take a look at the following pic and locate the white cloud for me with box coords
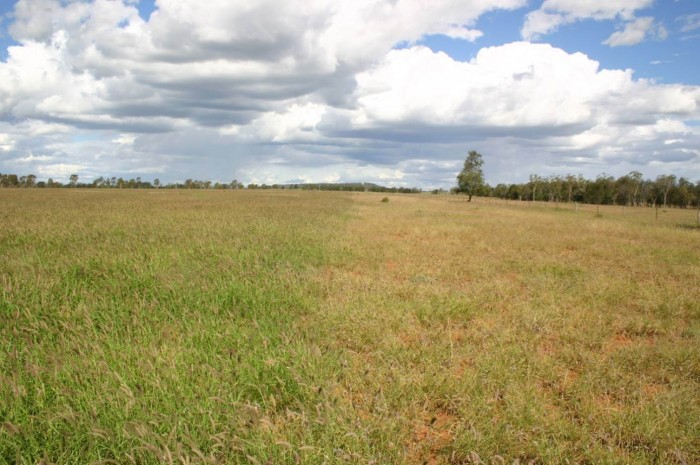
[534,0,652,20]
[230,103,327,143]
[325,42,700,182]
[522,0,654,41]
[113,134,136,146]
[35,163,87,179]
[678,13,700,33]
[0,134,16,152]
[521,10,567,39]
[442,26,483,42]
[603,17,667,47]
[351,43,630,128]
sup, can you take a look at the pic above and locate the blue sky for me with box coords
[0,3,15,60]
[0,0,699,187]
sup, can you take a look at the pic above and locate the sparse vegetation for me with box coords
[1,190,698,464]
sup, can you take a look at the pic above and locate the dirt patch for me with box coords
[537,339,557,357]
[603,332,656,355]
[642,383,667,398]
[451,357,473,378]
[398,330,427,349]
[406,412,457,465]
[612,333,633,347]
[449,327,466,344]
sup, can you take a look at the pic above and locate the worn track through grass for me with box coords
[1,190,698,464]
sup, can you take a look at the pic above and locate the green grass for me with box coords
[1,190,698,464]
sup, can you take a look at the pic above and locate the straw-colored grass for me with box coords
[1,189,698,464]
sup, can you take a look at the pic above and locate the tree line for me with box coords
[3,169,699,208]
[0,174,246,190]
[462,172,700,209]
[455,151,699,209]
[0,173,421,193]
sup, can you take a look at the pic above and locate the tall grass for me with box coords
[1,190,698,464]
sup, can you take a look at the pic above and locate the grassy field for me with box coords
[1,189,698,465]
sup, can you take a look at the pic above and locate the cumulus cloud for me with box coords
[334,43,699,170]
[351,43,620,129]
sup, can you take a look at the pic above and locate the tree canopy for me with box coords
[456,150,485,202]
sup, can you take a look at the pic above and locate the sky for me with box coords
[0,0,699,188]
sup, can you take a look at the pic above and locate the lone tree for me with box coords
[69,174,79,187]
[456,150,485,202]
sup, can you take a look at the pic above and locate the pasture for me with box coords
[1,189,698,464]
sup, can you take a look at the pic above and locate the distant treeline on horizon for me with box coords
[1,171,699,209]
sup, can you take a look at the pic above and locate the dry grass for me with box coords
[1,189,698,464]
[311,194,700,464]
